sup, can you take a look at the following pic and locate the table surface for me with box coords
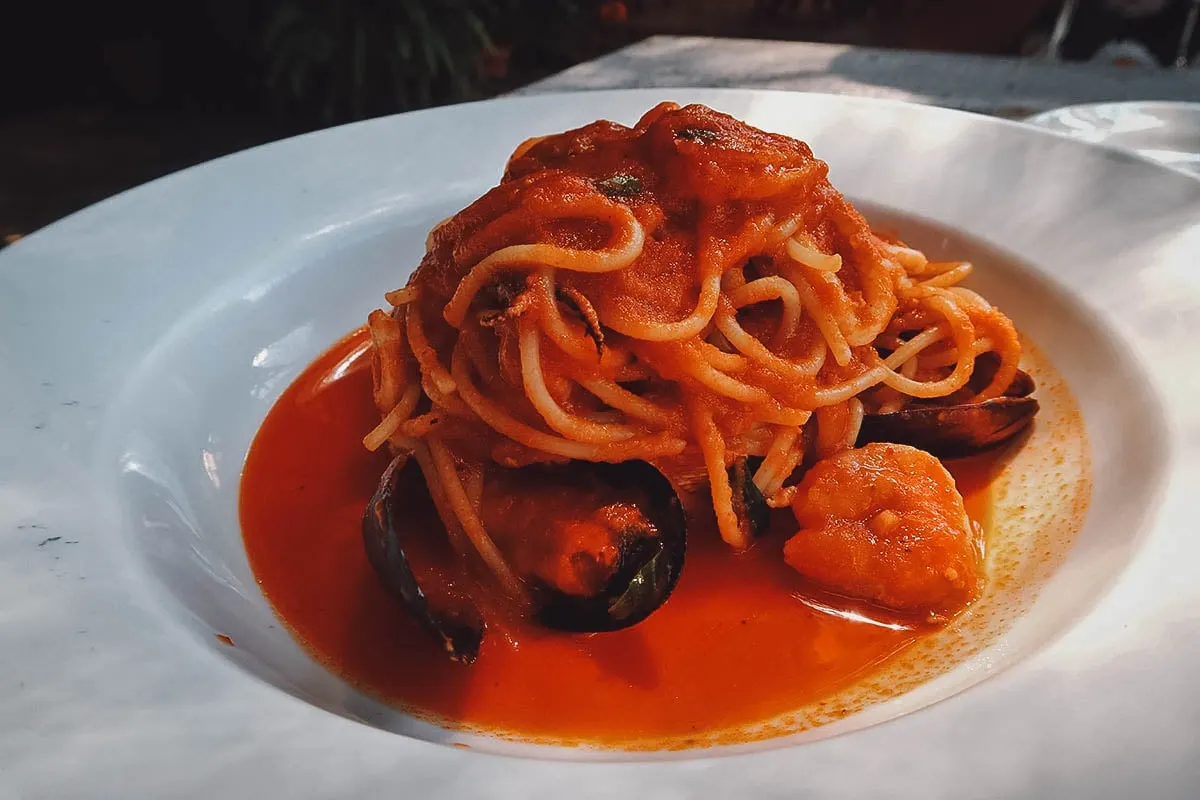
[523,36,1200,118]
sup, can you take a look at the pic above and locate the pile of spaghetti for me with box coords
[363,102,1020,566]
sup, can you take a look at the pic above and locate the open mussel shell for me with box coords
[857,396,1038,458]
[363,455,484,664]
[857,356,1039,459]
[859,363,1039,460]
[533,460,687,633]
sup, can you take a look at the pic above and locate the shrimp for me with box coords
[784,442,983,617]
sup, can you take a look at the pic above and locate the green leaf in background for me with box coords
[262,0,578,123]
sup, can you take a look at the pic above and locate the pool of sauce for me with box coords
[240,328,996,745]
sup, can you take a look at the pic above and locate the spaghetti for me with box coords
[363,102,1021,579]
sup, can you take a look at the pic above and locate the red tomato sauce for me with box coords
[240,328,995,745]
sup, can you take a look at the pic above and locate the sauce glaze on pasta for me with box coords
[364,102,1020,567]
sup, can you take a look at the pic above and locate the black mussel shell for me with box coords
[1003,368,1035,399]
[728,457,770,541]
[363,455,484,664]
[915,353,1035,406]
[858,396,1039,459]
[533,460,687,633]
[967,352,1035,399]
[859,355,1040,458]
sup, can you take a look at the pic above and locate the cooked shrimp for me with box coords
[784,442,983,617]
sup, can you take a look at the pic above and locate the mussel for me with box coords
[857,354,1039,458]
[522,459,687,632]
[363,456,686,663]
[363,455,485,663]
[728,457,770,540]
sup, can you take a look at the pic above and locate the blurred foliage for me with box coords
[264,0,579,123]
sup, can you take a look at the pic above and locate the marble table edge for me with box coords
[519,35,1200,118]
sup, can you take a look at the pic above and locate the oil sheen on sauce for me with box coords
[240,328,996,746]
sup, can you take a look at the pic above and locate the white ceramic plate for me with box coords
[1025,101,1200,176]
[3,89,1200,798]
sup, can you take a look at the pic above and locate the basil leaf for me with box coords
[607,547,663,622]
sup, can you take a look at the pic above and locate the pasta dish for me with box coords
[356,102,1038,661]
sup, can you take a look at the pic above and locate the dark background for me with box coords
[2,0,1195,245]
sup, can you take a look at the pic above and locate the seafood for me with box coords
[363,456,686,662]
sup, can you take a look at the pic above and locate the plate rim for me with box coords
[1023,99,1200,178]
[3,87,1200,798]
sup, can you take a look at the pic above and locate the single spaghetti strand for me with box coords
[384,286,420,307]
[692,403,746,550]
[920,262,973,288]
[700,341,749,373]
[363,383,422,451]
[786,236,842,272]
[728,275,803,346]
[605,275,722,343]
